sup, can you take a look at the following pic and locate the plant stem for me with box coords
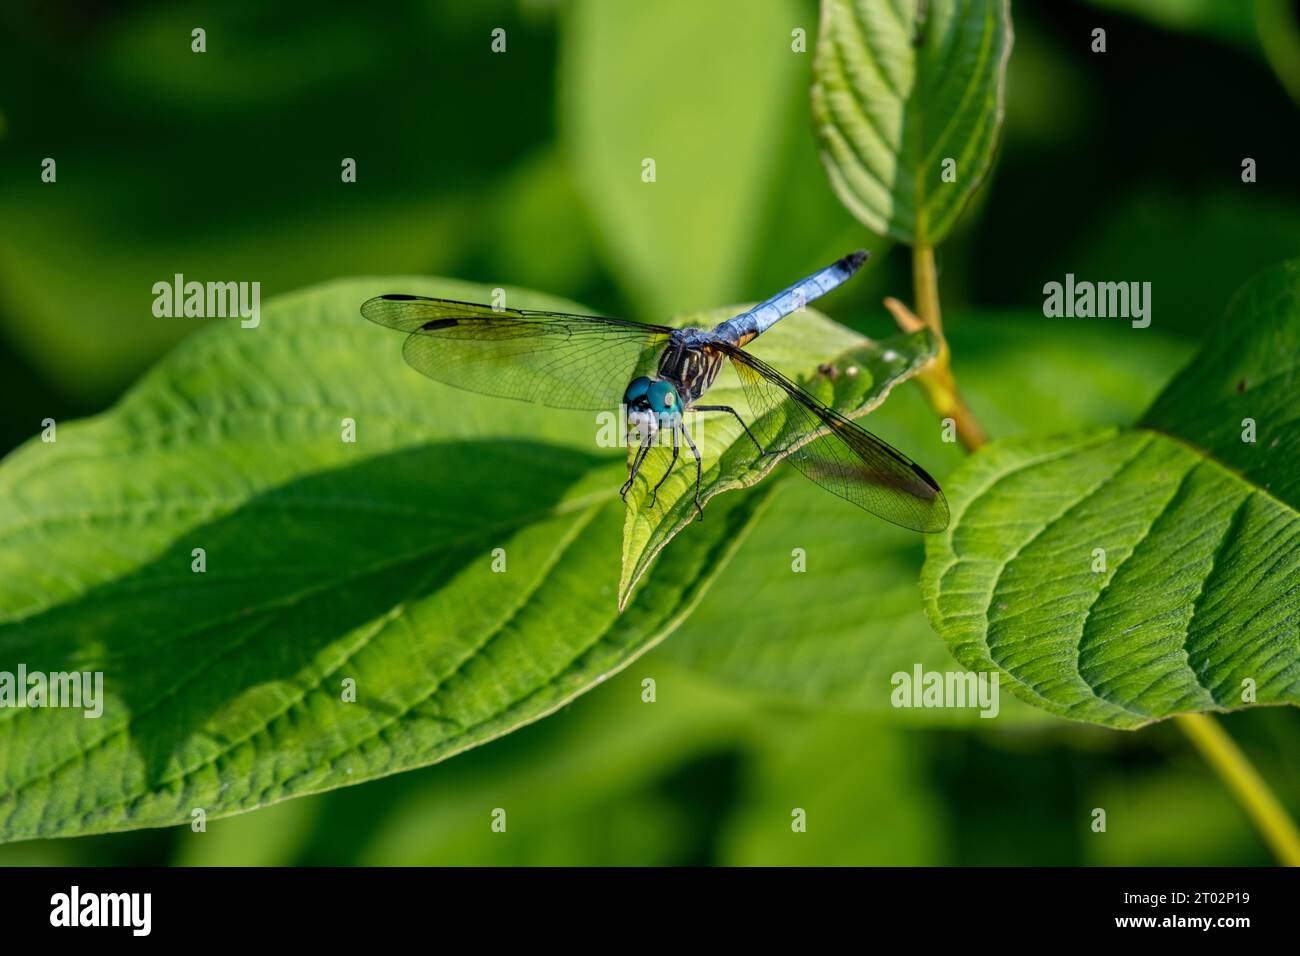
[908,244,987,451]
[1176,713,1300,866]
[894,244,1300,866]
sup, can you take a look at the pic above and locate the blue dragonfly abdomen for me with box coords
[713,250,868,347]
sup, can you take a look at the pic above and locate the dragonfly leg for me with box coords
[647,426,680,508]
[681,425,704,521]
[692,404,765,455]
[620,438,652,500]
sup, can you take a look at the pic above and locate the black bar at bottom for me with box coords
[0,866,1286,942]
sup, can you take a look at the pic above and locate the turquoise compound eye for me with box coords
[647,380,678,412]
[622,376,652,406]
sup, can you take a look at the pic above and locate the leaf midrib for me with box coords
[621,330,932,604]
[0,475,618,641]
[4,492,614,834]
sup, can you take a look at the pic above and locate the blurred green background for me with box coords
[2,0,1299,865]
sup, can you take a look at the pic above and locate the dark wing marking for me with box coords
[361,295,673,411]
[716,342,949,532]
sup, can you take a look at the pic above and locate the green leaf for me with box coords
[666,317,1192,718]
[922,262,1300,728]
[0,4,561,402]
[1140,260,1300,504]
[719,714,943,865]
[0,278,772,842]
[811,0,1013,244]
[0,183,471,402]
[1063,188,1300,340]
[353,660,758,866]
[560,0,802,319]
[173,797,320,867]
[618,306,937,609]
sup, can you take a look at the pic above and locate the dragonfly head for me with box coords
[622,376,681,443]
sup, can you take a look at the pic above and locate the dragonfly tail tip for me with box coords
[843,250,870,273]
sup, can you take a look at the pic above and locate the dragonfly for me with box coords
[361,252,949,532]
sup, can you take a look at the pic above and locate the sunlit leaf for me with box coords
[922,262,1300,728]
[619,306,937,609]
[666,317,1191,719]
[0,278,769,841]
[811,0,1013,243]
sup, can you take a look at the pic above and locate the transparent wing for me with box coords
[719,344,949,532]
[361,295,672,411]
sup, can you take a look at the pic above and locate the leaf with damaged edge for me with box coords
[619,306,937,609]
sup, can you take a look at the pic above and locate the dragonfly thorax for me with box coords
[657,332,725,404]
